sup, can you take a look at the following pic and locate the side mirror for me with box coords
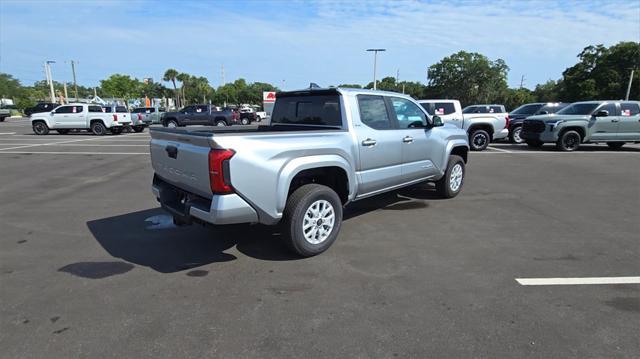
[50,111,55,115]
[432,115,444,127]
[594,110,609,117]
[539,110,549,115]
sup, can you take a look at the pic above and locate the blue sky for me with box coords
[1,0,638,91]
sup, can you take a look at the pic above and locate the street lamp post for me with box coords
[45,60,56,103]
[366,49,386,90]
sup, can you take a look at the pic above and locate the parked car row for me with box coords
[521,100,640,151]
[418,98,640,151]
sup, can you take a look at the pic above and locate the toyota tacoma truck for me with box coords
[30,103,131,135]
[150,88,469,256]
[520,100,640,151]
[418,100,509,151]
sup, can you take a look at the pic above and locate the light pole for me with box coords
[45,61,56,103]
[625,68,635,101]
[366,49,386,90]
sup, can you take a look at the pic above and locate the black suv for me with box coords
[508,102,567,143]
[24,102,59,117]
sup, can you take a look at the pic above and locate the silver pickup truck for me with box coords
[150,88,469,256]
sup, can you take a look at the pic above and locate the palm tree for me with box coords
[176,73,189,105]
[163,69,179,108]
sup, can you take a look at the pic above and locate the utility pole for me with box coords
[519,75,525,89]
[71,60,78,100]
[625,69,635,101]
[45,61,56,103]
[366,49,386,90]
[63,83,68,104]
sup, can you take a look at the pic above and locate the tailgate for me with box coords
[150,129,214,198]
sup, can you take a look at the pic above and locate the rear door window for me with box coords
[621,102,640,116]
[357,95,392,130]
[489,106,503,113]
[434,102,456,115]
[88,106,103,113]
[271,94,342,127]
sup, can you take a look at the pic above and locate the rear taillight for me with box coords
[138,113,142,121]
[208,149,235,194]
[504,114,509,129]
[113,114,118,122]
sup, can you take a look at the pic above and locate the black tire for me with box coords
[526,140,544,148]
[216,120,227,127]
[56,129,70,135]
[132,125,145,133]
[435,155,465,198]
[110,127,123,135]
[32,121,49,135]
[241,118,250,125]
[469,129,490,151]
[165,120,178,128]
[0,117,6,122]
[256,116,262,122]
[607,142,625,150]
[509,125,524,144]
[282,184,343,257]
[91,121,107,136]
[556,130,581,152]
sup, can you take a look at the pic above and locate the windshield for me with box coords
[511,104,543,115]
[556,103,599,115]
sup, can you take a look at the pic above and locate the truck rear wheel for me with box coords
[435,155,465,198]
[607,142,625,150]
[282,184,343,257]
[216,120,227,127]
[91,121,107,136]
[32,121,49,135]
[469,129,490,151]
[132,125,145,133]
[241,118,250,125]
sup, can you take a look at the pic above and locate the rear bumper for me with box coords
[152,175,258,225]
[494,128,509,140]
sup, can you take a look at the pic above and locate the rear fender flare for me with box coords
[276,155,355,214]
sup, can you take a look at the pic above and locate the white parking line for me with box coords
[0,133,145,151]
[0,143,149,147]
[0,151,148,155]
[0,132,16,135]
[516,276,640,286]
[486,146,512,153]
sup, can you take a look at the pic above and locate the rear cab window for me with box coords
[116,106,128,113]
[434,102,457,115]
[621,102,640,116]
[271,91,343,127]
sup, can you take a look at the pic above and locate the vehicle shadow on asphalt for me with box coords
[86,184,438,273]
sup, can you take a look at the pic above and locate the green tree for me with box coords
[560,42,639,101]
[532,80,561,102]
[427,51,509,106]
[100,74,141,101]
[502,88,536,111]
[163,68,180,107]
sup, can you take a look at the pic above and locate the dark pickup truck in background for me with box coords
[162,104,239,127]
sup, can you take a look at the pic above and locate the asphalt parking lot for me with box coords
[1,117,639,358]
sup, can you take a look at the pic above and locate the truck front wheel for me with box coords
[435,155,465,198]
[556,130,581,151]
[32,121,49,135]
[282,184,343,257]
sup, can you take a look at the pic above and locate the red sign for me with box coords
[263,91,276,103]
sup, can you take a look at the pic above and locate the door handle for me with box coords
[361,138,377,147]
[403,136,414,143]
